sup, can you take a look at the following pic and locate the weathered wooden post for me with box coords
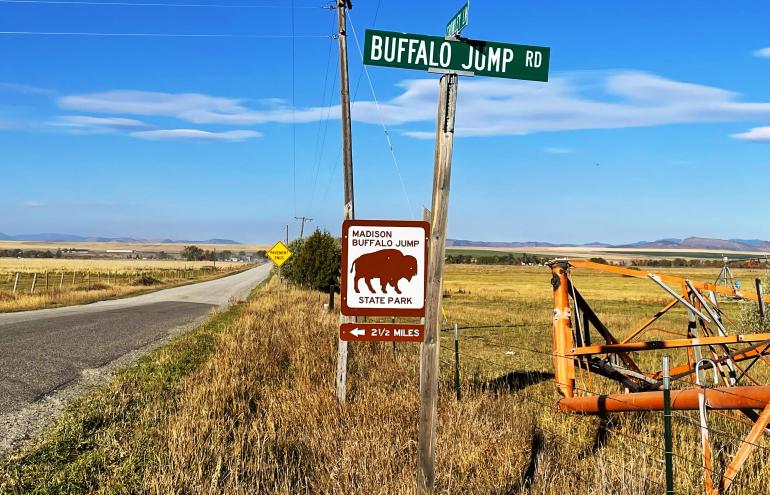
[418,72,458,495]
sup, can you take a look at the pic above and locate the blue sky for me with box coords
[2,0,770,244]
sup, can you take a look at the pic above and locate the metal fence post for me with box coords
[663,356,675,495]
[454,323,461,401]
[12,272,19,294]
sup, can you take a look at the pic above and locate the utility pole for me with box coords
[294,216,313,238]
[285,224,289,245]
[417,73,458,495]
[336,0,355,404]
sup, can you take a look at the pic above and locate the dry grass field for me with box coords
[2,264,769,494]
[0,258,248,313]
[0,240,269,254]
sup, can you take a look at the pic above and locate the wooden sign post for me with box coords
[417,72,458,495]
[358,6,550,493]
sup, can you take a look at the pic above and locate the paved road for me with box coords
[0,264,271,416]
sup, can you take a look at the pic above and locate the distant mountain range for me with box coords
[0,232,240,245]
[447,237,770,252]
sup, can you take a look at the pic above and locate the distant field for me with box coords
[445,248,515,257]
[0,258,241,272]
[449,245,770,261]
[0,240,270,254]
[0,259,254,313]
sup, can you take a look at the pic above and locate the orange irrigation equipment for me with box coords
[569,333,770,356]
[546,258,770,495]
[558,385,770,413]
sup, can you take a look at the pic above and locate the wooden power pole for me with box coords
[336,0,355,403]
[417,73,458,495]
[294,216,313,238]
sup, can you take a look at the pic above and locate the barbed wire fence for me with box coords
[434,321,770,493]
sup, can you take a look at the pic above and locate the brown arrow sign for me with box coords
[339,323,424,342]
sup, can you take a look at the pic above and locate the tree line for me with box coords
[0,249,60,258]
[445,253,547,265]
[180,246,253,262]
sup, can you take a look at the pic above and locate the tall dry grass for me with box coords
[3,266,769,494]
[140,280,537,494]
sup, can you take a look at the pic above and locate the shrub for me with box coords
[281,230,340,291]
[132,275,162,286]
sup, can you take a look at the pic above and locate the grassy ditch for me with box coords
[0,277,267,494]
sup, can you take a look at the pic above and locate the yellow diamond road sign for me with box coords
[267,241,292,267]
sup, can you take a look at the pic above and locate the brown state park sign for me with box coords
[341,219,429,317]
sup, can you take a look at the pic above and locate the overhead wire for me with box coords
[318,0,379,208]
[291,0,296,217]
[347,9,414,219]
[0,31,329,37]
[308,14,338,212]
[0,0,318,7]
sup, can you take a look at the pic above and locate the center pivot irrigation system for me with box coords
[547,259,770,494]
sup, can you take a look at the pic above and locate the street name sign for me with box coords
[364,29,549,82]
[445,2,469,38]
[340,323,424,342]
[266,241,292,267]
[341,219,429,317]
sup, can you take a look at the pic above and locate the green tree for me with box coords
[282,230,340,291]
[182,245,204,261]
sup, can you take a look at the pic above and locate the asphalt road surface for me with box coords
[0,264,271,418]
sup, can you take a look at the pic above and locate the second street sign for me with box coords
[364,29,549,82]
[445,2,469,38]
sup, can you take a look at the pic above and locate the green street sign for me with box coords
[364,29,549,82]
[446,2,469,37]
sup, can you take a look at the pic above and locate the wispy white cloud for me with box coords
[731,126,770,142]
[49,70,770,140]
[58,90,330,125]
[754,47,770,58]
[52,115,151,134]
[130,129,261,142]
[22,200,46,208]
[393,72,770,138]
[0,82,53,95]
[545,147,574,154]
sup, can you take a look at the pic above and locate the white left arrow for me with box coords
[350,327,366,337]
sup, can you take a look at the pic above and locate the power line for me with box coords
[291,0,296,216]
[308,22,338,212]
[315,0,379,213]
[0,0,318,7]
[0,30,329,37]
[347,10,414,219]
